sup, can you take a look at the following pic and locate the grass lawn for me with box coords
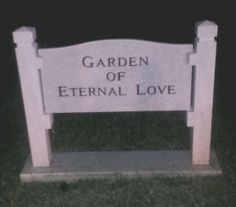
[0,81,236,207]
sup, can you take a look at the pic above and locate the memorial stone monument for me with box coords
[13,20,222,182]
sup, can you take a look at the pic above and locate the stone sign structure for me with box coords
[13,20,222,182]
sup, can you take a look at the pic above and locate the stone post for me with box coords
[187,21,218,164]
[13,27,53,167]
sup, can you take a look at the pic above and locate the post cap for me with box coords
[13,27,37,44]
[195,20,218,41]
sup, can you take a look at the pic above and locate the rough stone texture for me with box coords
[21,150,222,182]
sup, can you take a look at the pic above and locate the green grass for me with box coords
[1,83,236,207]
[51,111,190,152]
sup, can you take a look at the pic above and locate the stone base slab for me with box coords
[20,150,222,182]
